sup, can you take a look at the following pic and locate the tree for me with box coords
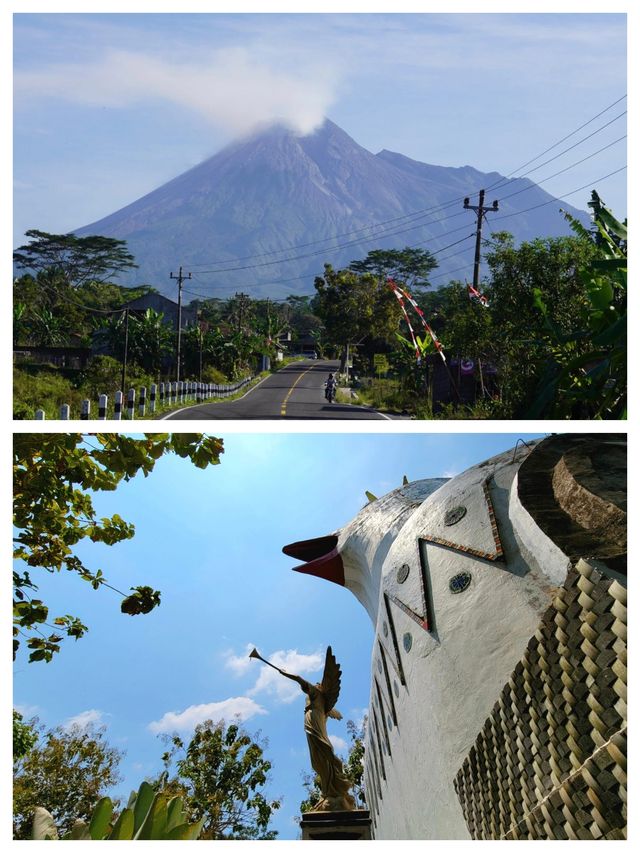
[13,710,38,761]
[300,717,366,814]
[128,309,174,374]
[13,433,224,662]
[13,301,29,346]
[29,306,69,347]
[349,246,438,290]
[13,722,123,839]
[528,191,626,418]
[13,230,137,287]
[159,720,281,839]
[313,265,401,368]
[482,230,595,415]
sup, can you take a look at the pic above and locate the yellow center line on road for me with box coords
[280,365,316,417]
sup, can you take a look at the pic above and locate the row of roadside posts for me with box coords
[34,378,253,420]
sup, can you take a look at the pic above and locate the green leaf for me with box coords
[132,781,156,833]
[166,796,185,831]
[109,807,135,839]
[121,586,161,615]
[135,793,168,840]
[89,796,113,839]
[166,818,204,840]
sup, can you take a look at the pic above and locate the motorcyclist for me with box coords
[324,373,337,402]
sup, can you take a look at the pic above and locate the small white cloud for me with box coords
[223,643,256,677]
[63,709,105,731]
[14,703,39,719]
[148,697,266,734]
[329,734,347,752]
[248,648,324,704]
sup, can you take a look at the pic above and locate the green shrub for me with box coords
[13,366,83,420]
[31,781,203,840]
[200,365,228,384]
[79,356,156,399]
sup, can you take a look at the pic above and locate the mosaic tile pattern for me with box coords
[449,572,472,594]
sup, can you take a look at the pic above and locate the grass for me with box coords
[14,357,296,420]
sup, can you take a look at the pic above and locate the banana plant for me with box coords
[31,781,203,840]
[528,191,626,419]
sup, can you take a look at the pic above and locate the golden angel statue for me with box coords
[250,646,356,812]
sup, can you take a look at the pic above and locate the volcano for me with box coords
[75,119,589,299]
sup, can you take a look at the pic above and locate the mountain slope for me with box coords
[75,119,590,299]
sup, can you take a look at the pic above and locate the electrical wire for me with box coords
[495,136,626,205]
[184,94,626,269]
[500,94,626,177]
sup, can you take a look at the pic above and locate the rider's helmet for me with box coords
[328,373,334,379]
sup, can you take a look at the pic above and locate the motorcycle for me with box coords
[324,382,336,403]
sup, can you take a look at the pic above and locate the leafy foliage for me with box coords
[159,720,281,839]
[313,264,402,354]
[528,191,626,418]
[13,722,123,839]
[349,246,437,289]
[29,780,203,841]
[13,433,224,661]
[13,229,137,287]
[99,308,174,374]
[13,710,38,761]
[300,717,366,814]
[482,230,595,414]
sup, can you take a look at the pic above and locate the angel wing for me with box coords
[320,646,342,714]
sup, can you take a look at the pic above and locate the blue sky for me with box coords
[12,431,545,839]
[12,8,628,250]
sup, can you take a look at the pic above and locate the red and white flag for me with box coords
[467,283,489,307]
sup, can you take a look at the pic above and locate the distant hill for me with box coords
[74,119,590,300]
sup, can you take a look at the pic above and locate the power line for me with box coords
[181,94,626,269]
[183,163,625,296]
[491,165,627,223]
[495,136,626,205]
[501,94,626,177]
[181,233,477,299]
[189,139,624,279]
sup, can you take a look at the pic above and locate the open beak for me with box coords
[282,534,345,586]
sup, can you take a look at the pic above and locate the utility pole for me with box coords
[120,307,130,393]
[464,189,499,290]
[170,266,191,382]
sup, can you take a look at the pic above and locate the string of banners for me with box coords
[387,278,446,363]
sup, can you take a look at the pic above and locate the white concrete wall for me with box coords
[334,443,571,839]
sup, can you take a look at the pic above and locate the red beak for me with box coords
[282,534,345,586]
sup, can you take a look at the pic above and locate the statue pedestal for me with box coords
[300,810,372,840]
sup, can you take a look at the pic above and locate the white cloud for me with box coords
[148,697,266,734]
[329,734,347,752]
[14,703,39,719]
[247,648,324,704]
[223,643,256,677]
[14,48,339,137]
[63,709,105,731]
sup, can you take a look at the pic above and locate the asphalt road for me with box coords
[163,359,394,420]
